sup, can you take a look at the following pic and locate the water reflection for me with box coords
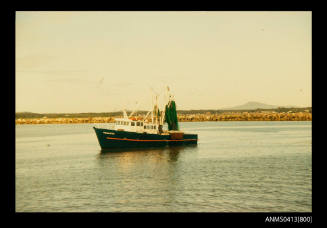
[95,145,198,211]
[97,145,198,164]
[97,146,183,167]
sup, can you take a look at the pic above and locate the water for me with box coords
[15,121,312,212]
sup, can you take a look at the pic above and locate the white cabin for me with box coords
[114,117,162,134]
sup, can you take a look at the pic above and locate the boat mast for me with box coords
[123,109,128,119]
[155,95,158,125]
[161,86,170,125]
[151,95,154,124]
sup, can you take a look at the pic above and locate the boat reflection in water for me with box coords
[98,144,197,162]
[97,144,198,171]
[99,144,197,154]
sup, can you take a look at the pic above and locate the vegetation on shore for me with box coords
[16,107,311,124]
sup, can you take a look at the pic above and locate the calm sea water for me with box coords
[16,121,312,212]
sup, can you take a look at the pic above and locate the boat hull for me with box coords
[93,127,197,150]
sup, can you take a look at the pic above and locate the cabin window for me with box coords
[137,122,140,126]
[140,122,143,126]
[144,126,146,129]
[131,122,135,126]
[154,126,156,129]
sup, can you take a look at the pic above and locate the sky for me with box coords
[16,11,312,113]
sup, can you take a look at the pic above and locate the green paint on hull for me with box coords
[93,127,197,150]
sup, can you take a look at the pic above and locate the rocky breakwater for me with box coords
[15,117,115,125]
[177,111,312,122]
[15,111,312,125]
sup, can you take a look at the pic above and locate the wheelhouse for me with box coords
[114,117,164,134]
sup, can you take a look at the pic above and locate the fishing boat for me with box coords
[93,87,198,150]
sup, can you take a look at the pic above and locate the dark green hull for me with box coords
[93,127,197,150]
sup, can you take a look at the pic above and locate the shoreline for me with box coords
[15,111,312,124]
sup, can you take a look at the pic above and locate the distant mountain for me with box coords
[222,102,279,110]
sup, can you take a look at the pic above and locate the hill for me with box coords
[222,101,300,110]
